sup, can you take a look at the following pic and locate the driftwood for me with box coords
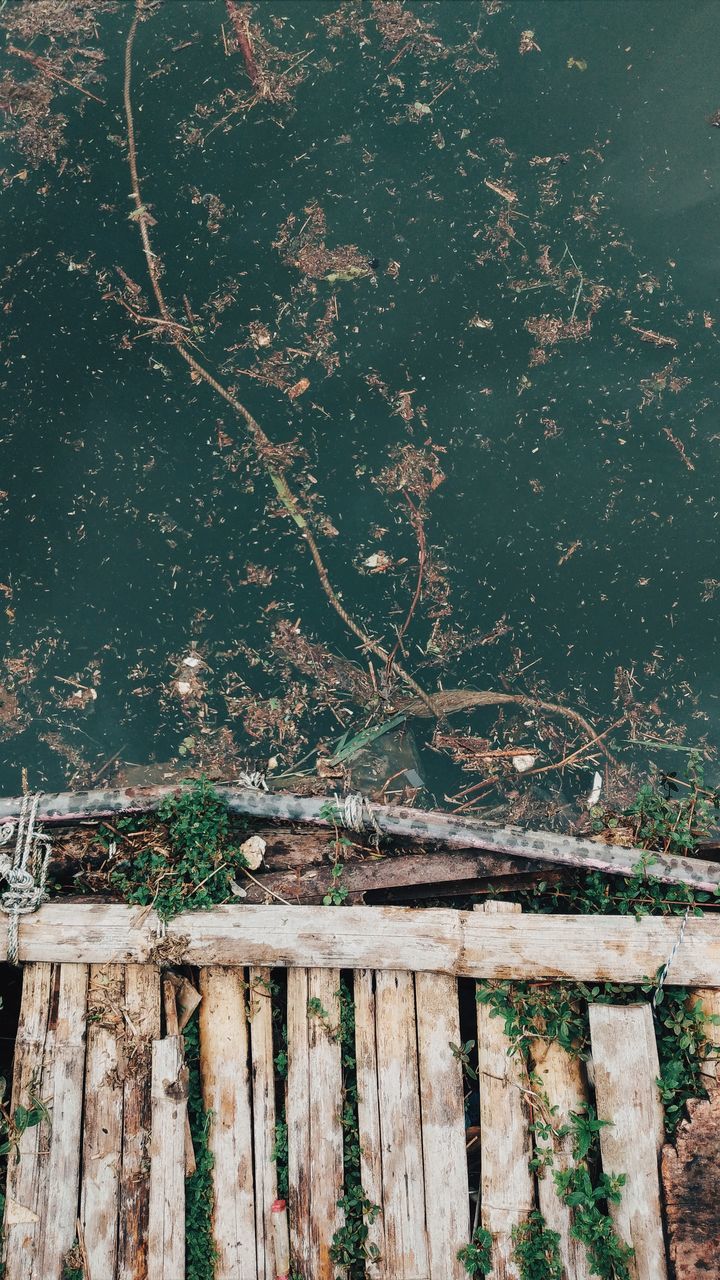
[4,902,720,984]
[662,1090,720,1280]
[3,785,720,893]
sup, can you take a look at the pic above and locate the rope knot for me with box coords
[0,794,52,965]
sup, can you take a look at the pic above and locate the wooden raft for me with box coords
[2,906,719,1280]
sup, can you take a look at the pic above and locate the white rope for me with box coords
[652,904,691,1008]
[0,793,52,965]
[334,792,381,836]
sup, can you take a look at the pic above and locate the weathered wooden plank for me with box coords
[118,964,161,1280]
[415,972,469,1278]
[589,1004,667,1280]
[248,967,278,1280]
[29,964,88,1280]
[375,970,429,1278]
[198,967,257,1279]
[286,968,310,1278]
[475,903,534,1280]
[287,969,345,1280]
[163,974,196,1177]
[690,987,720,1088]
[307,970,345,1280]
[662,1090,720,1280]
[148,1036,187,1280]
[353,970,385,1279]
[530,1039,592,1280]
[81,963,125,1279]
[3,963,54,1279]
[8,903,720,985]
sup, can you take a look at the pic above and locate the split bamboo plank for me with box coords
[690,987,720,1087]
[8,903,720,985]
[163,974,196,1177]
[588,1004,667,1280]
[37,965,89,1280]
[81,964,125,1279]
[118,964,161,1280]
[148,1035,188,1280]
[287,968,311,1279]
[375,969,429,1278]
[415,972,469,1278]
[307,970,345,1279]
[198,967,257,1279]
[530,1040,592,1280]
[287,968,345,1280]
[248,966,278,1280]
[475,903,534,1280]
[353,970,385,1279]
[3,963,54,1279]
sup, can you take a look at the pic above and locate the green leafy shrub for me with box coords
[111,777,248,919]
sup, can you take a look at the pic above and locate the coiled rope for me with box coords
[0,794,52,965]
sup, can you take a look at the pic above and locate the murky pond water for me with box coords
[2,0,719,807]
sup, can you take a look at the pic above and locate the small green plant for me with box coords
[272,1120,289,1199]
[0,1069,47,1273]
[449,1039,478,1081]
[457,1226,493,1276]
[184,1016,218,1280]
[110,777,248,919]
[511,1212,562,1280]
[324,860,350,905]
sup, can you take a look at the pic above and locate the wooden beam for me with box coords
[148,1036,187,1280]
[5,902,720,985]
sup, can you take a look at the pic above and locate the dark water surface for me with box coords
[1,0,719,801]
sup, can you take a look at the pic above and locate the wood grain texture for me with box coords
[81,963,125,1279]
[248,967,278,1280]
[38,965,89,1280]
[148,1036,188,1280]
[662,1089,720,1280]
[415,972,469,1279]
[375,970,429,1279]
[8,903,720,985]
[589,1003,667,1280]
[118,964,161,1280]
[475,903,534,1280]
[198,967,257,1279]
[353,970,385,1279]
[530,1039,592,1280]
[3,963,54,1280]
[287,969,345,1280]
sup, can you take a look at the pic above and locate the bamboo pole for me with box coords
[3,785,719,892]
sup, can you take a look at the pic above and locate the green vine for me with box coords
[329,980,380,1279]
[511,1212,563,1280]
[457,1227,493,1276]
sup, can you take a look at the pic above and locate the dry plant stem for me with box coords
[123,0,436,716]
[521,715,626,780]
[385,490,427,681]
[8,45,107,105]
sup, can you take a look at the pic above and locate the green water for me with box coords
[1,0,719,801]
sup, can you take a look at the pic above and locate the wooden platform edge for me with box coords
[4,904,720,985]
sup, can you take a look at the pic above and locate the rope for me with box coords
[652,904,691,1008]
[0,794,52,965]
[335,792,382,837]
